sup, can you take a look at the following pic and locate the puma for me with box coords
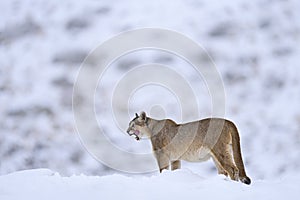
[127,111,251,185]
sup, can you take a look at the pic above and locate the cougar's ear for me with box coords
[139,111,146,121]
[135,113,139,118]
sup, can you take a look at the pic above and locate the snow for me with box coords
[0,169,299,200]
[1,0,300,198]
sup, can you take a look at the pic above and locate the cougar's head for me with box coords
[127,111,150,141]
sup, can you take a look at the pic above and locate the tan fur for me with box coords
[127,111,251,185]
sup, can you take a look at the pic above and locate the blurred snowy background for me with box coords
[1,0,300,181]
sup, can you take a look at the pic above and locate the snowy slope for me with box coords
[1,0,300,185]
[0,169,299,200]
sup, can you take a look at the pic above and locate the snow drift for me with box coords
[0,169,299,200]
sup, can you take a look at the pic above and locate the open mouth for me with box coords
[129,133,140,140]
[128,130,140,141]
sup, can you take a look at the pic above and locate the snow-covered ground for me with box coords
[0,169,299,200]
[1,0,300,197]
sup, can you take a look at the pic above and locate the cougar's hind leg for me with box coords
[212,157,228,177]
[211,148,239,181]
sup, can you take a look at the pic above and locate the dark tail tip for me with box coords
[241,177,251,185]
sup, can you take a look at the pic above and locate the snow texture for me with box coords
[1,0,300,194]
[0,169,299,200]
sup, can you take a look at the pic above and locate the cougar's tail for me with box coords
[230,124,251,185]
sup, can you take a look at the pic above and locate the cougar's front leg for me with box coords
[171,160,181,171]
[155,151,170,172]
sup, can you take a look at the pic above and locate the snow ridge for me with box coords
[0,169,299,200]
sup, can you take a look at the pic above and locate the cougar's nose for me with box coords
[126,128,130,134]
